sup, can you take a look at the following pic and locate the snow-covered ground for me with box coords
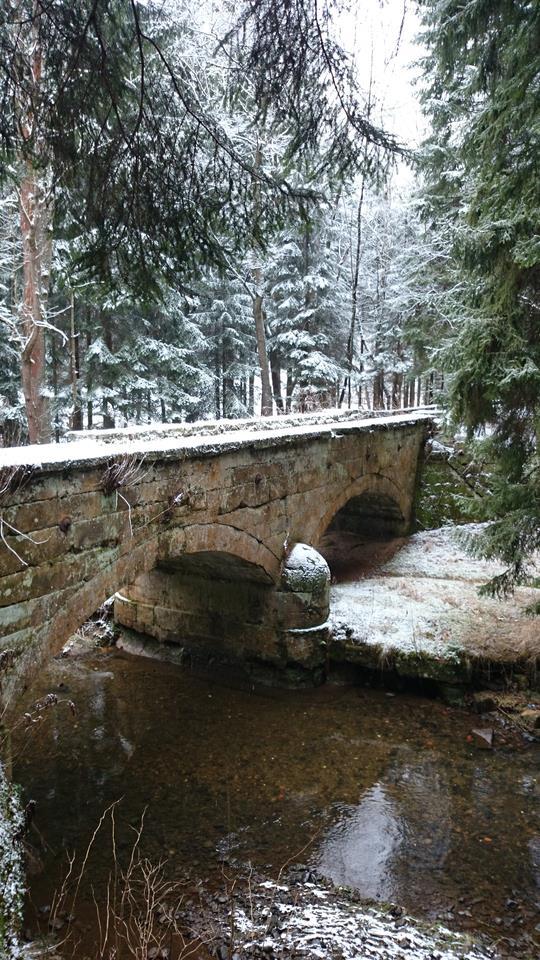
[328,526,540,672]
[0,761,25,959]
[191,878,496,960]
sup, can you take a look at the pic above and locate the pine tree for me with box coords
[265,205,350,411]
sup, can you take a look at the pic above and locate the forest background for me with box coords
[0,0,538,592]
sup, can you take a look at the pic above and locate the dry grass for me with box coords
[49,804,212,960]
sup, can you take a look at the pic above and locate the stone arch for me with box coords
[18,523,279,699]
[113,533,331,683]
[114,522,285,671]
[313,472,410,546]
[159,522,281,583]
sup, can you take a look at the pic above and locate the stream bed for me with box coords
[12,640,540,958]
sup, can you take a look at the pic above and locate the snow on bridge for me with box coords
[0,407,437,470]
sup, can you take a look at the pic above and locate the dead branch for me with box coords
[100,454,149,496]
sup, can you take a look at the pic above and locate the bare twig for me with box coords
[0,514,50,566]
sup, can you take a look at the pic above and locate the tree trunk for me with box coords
[285,369,295,413]
[17,5,54,443]
[214,328,221,418]
[270,357,284,413]
[252,143,273,417]
[19,162,53,443]
[69,292,83,430]
[344,178,367,409]
[392,372,403,409]
[402,380,410,408]
[50,329,60,443]
[341,60,373,411]
[101,313,115,427]
[373,371,385,410]
[85,327,93,429]
[253,269,273,416]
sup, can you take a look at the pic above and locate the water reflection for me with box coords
[317,784,403,899]
[316,758,453,901]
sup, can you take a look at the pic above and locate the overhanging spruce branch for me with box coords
[136,26,320,202]
[217,0,404,158]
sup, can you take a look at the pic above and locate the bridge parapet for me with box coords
[65,405,440,445]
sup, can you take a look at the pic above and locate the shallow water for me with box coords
[12,645,540,951]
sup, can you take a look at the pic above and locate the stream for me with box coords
[12,637,540,957]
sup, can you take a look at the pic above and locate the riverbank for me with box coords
[19,871,506,960]
[183,872,499,960]
[115,523,540,706]
[322,525,540,702]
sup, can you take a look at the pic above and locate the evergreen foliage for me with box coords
[418,0,540,593]
[265,207,350,410]
[0,0,396,294]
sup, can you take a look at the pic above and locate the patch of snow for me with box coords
[259,881,289,891]
[286,621,330,634]
[202,879,496,960]
[282,544,330,593]
[0,761,25,959]
[329,526,540,665]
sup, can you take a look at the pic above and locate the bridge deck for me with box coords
[0,409,436,472]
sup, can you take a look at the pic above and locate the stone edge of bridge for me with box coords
[0,410,437,475]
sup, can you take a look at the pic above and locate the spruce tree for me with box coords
[418,0,540,594]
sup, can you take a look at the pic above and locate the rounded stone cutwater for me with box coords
[281,542,331,599]
[279,544,331,672]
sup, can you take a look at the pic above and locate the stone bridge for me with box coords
[0,410,433,706]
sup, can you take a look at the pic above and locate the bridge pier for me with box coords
[114,543,331,683]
